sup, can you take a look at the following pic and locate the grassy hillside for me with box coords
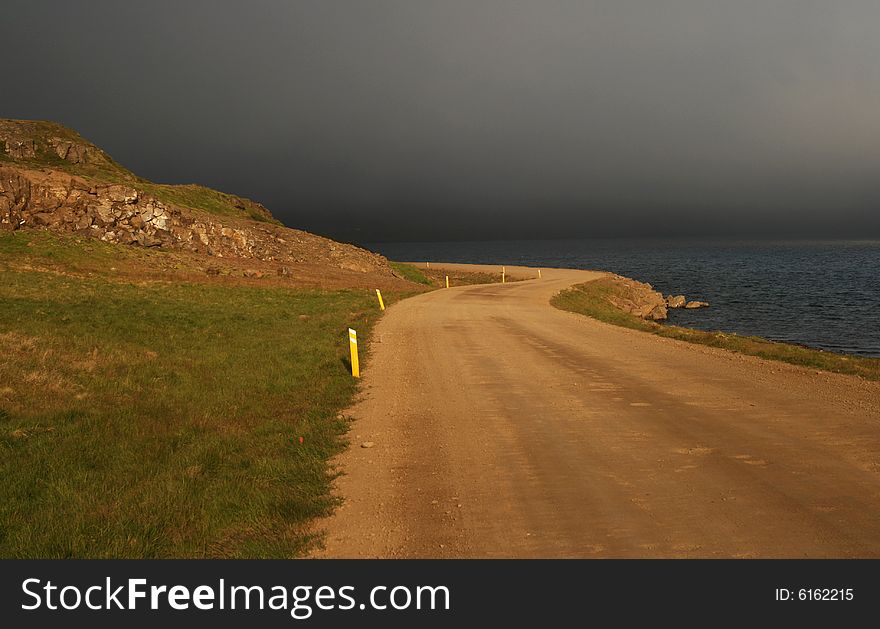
[0,119,138,181]
[553,277,880,381]
[0,119,279,224]
[0,231,406,557]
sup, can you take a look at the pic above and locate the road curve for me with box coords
[316,264,880,558]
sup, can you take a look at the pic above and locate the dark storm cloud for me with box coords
[4,1,880,241]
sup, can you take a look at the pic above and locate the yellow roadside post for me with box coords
[502,266,506,283]
[348,328,360,378]
[538,269,542,279]
[445,275,450,288]
[375,289,385,310]
[426,262,430,268]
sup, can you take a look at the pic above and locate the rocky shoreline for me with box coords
[603,273,709,322]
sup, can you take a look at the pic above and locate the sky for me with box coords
[4,1,880,242]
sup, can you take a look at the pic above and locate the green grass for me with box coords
[390,261,520,288]
[0,262,387,557]
[0,229,139,268]
[390,261,432,285]
[422,266,522,287]
[139,183,280,224]
[553,277,880,381]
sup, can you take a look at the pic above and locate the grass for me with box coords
[422,266,517,287]
[390,261,517,288]
[552,276,880,381]
[139,183,280,224]
[0,229,154,271]
[0,234,393,558]
[390,262,432,285]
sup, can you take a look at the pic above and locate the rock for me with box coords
[106,185,138,204]
[204,267,221,276]
[49,138,97,164]
[243,269,264,279]
[32,212,58,226]
[647,304,668,321]
[361,441,375,448]
[4,138,37,159]
[150,213,169,230]
[277,266,291,277]
[605,274,669,321]
[298,314,310,321]
[685,300,710,309]
[137,233,162,247]
[118,231,138,245]
[666,295,686,308]
[92,200,115,224]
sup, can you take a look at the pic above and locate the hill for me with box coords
[0,120,428,558]
[0,119,388,277]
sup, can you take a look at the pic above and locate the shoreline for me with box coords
[398,261,880,381]
[366,239,880,359]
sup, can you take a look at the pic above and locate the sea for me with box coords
[364,239,880,358]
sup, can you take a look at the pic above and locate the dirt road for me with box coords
[317,264,880,558]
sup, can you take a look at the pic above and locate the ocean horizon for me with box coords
[365,238,880,358]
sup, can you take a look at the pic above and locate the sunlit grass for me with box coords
[390,262,431,285]
[0,266,386,557]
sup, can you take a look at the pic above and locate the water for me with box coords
[365,239,880,358]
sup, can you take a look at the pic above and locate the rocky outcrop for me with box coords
[48,137,99,164]
[605,274,668,321]
[3,138,37,160]
[1,119,131,175]
[685,300,710,309]
[0,165,390,274]
[666,294,686,309]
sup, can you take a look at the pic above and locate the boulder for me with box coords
[605,274,669,321]
[685,300,710,309]
[103,185,138,204]
[50,139,93,163]
[666,295,686,308]
[136,232,162,247]
[647,304,668,321]
[32,212,59,226]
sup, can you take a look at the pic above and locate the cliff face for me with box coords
[0,119,389,274]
